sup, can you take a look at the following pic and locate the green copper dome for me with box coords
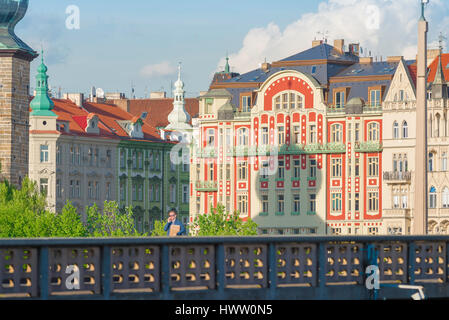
[30,52,56,117]
[0,0,36,55]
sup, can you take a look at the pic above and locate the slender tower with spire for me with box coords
[0,0,38,186]
[165,63,191,132]
[30,51,56,117]
[414,0,429,235]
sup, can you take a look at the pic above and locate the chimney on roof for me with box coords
[348,43,360,56]
[150,91,167,99]
[63,93,84,107]
[359,57,373,64]
[312,39,323,48]
[261,62,271,72]
[334,39,344,54]
[387,56,403,63]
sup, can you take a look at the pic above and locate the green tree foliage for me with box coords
[190,203,258,236]
[151,220,168,236]
[0,178,86,238]
[85,201,145,237]
[0,178,146,238]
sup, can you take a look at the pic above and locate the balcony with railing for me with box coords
[354,141,383,153]
[383,171,412,183]
[195,181,218,192]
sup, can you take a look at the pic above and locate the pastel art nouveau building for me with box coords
[190,40,397,235]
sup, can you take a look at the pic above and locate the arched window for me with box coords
[273,91,304,110]
[429,186,437,209]
[237,127,248,146]
[402,121,408,138]
[429,153,434,172]
[367,122,380,141]
[442,153,448,171]
[443,187,449,208]
[393,121,399,139]
[436,113,441,137]
[331,124,343,143]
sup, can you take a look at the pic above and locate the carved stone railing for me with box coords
[1,237,449,300]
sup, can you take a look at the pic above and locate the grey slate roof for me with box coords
[280,43,359,63]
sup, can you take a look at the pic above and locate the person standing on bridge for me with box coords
[164,208,186,236]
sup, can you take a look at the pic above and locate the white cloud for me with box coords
[140,61,177,77]
[219,0,447,74]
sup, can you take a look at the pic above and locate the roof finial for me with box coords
[178,61,182,80]
[225,53,230,73]
[420,0,429,21]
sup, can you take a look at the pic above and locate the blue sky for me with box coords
[16,0,449,98]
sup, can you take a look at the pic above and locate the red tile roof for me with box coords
[427,53,449,83]
[51,99,117,139]
[82,101,166,143]
[126,98,199,129]
[408,65,417,87]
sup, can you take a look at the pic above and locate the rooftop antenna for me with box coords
[131,81,135,99]
[316,31,329,43]
[439,32,446,52]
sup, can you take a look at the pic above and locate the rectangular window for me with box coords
[278,126,285,145]
[196,196,201,213]
[88,148,94,166]
[56,179,62,197]
[132,183,137,201]
[331,158,342,178]
[355,193,360,211]
[242,96,251,112]
[370,89,381,107]
[207,129,215,147]
[277,194,284,213]
[331,193,342,212]
[262,195,269,213]
[309,125,317,144]
[120,181,126,201]
[368,192,379,211]
[401,195,408,209]
[170,184,176,203]
[40,178,49,196]
[393,195,400,209]
[368,157,379,177]
[310,159,317,178]
[226,164,231,180]
[106,182,111,200]
[355,123,360,142]
[355,158,360,177]
[155,184,160,201]
[56,145,62,165]
[238,195,248,216]
[70,146,75,165]
[182,185,189,204]
[209,163,214,180]
[95,148,99,167]
[106,150,112,168]
[294,160,301,178]
[262,127,269,145]
[335,91,345,108]
[309,194,316,212]
[70,180,75,198]
[226,195,230,213]
[40,145,49,163]
[293,194,300,213]
[293,126,301,144]
[88,181,93,200]
[138,151,143,169]
[238,161,247,180]
[278,160,285,179]
[120,150,125,168]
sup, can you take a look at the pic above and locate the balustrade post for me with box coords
[268,243,277,299]
[161,244,170,299]
[216,244,225,298]
[317,242,327,299]
[39,246,49,300]
[408,242,416,285]
[101,245,111,300]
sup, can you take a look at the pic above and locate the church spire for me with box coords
[30,50,56,116]
[165,61,191,131]
[224,54,230,73]
[433,53,446,85]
